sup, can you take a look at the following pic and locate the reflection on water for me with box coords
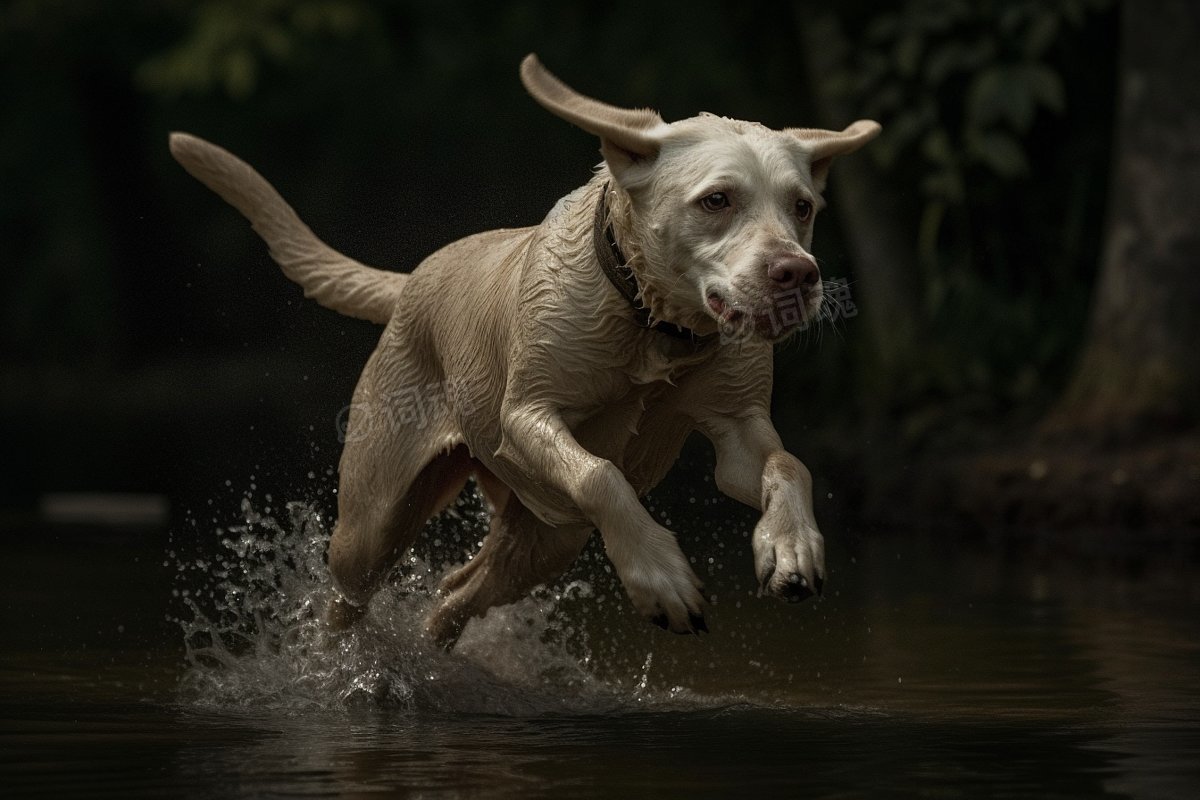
[2,487,1198,798]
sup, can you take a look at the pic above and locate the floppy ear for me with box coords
[520,54,665,182]
[786,120,881,191]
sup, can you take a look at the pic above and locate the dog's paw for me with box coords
[623,560,708,635]
[754,523,826,604]
[603,521,708,634]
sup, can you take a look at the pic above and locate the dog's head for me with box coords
[521,54,879,342]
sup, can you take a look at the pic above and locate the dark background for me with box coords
[2,0,1196,541]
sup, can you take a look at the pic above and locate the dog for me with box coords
[170,54,879,648]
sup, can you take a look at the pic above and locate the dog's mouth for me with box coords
[706,293,743,326]
[707,289,821,343]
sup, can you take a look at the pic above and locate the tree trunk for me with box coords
[796,10,921,380]
[1048,0,1200,437]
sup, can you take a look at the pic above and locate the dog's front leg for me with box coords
[496,406,707,633]
[700,414,826,602]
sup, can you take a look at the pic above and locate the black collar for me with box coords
[592,183,716,344]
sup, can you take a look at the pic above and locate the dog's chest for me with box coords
[626,335,713,385]
[612,337,711,426]
[628,346,675,385]
[563,337,711,437]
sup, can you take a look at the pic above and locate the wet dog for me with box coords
[170,54,879,647]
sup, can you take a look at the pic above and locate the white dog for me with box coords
[170,55,879,647]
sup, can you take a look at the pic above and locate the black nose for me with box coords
[767,255,819,291]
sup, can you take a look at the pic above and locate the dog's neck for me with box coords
[593,183,717,346]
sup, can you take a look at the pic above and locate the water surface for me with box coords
[3,494,1198,798]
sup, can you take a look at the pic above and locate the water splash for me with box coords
[169,485,719,716]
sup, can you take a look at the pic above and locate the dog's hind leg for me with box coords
[425,498,591,649]
[326,441,476,630]
[324,342,477,630]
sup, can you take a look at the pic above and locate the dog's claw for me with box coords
[758,558,777,595]
[689,611,709,634]
[779,574,815,604]
[815,574,825,597]
[650,613,670,631]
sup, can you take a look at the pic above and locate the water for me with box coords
[3,484,1199,798]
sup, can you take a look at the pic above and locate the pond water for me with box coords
[3,488,1198,798]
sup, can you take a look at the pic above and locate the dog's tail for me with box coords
[169,132,404,325]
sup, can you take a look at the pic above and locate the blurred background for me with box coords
[2,0,1196,541]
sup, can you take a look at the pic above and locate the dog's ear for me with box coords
[786,120,881,191]
[520,54,664,182]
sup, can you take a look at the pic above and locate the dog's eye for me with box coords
[700,192,730,212]
[795,199,814,222]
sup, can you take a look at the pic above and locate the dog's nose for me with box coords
[767,255,819,292]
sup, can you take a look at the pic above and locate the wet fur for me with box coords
[170,55,879,647]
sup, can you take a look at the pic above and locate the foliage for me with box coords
[843,0,1108,204]
[136,0,380,99]
[0,0,1126,500]
[828,0,1115,420]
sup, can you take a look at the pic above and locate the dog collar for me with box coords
[593,183,717,344]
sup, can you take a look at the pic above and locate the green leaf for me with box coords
[883,108,931,158]
[999,3,1030,35]
[1061,0,1086,26]
[968,65,1037,131]
[1022,62,1066,113]
[1023,12,1060,58]
[924,42,971,85]
[222,48,258,100]
[823,69,858,99]
[922,168,964,203]
[967,131,1030,178]
[855,50,891,92]
[894,32,923,77]
[258,24,294,63]
[921,127,955,166]
[866,12,900,43]
[864,82,905,117]
[914,0,966,34]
